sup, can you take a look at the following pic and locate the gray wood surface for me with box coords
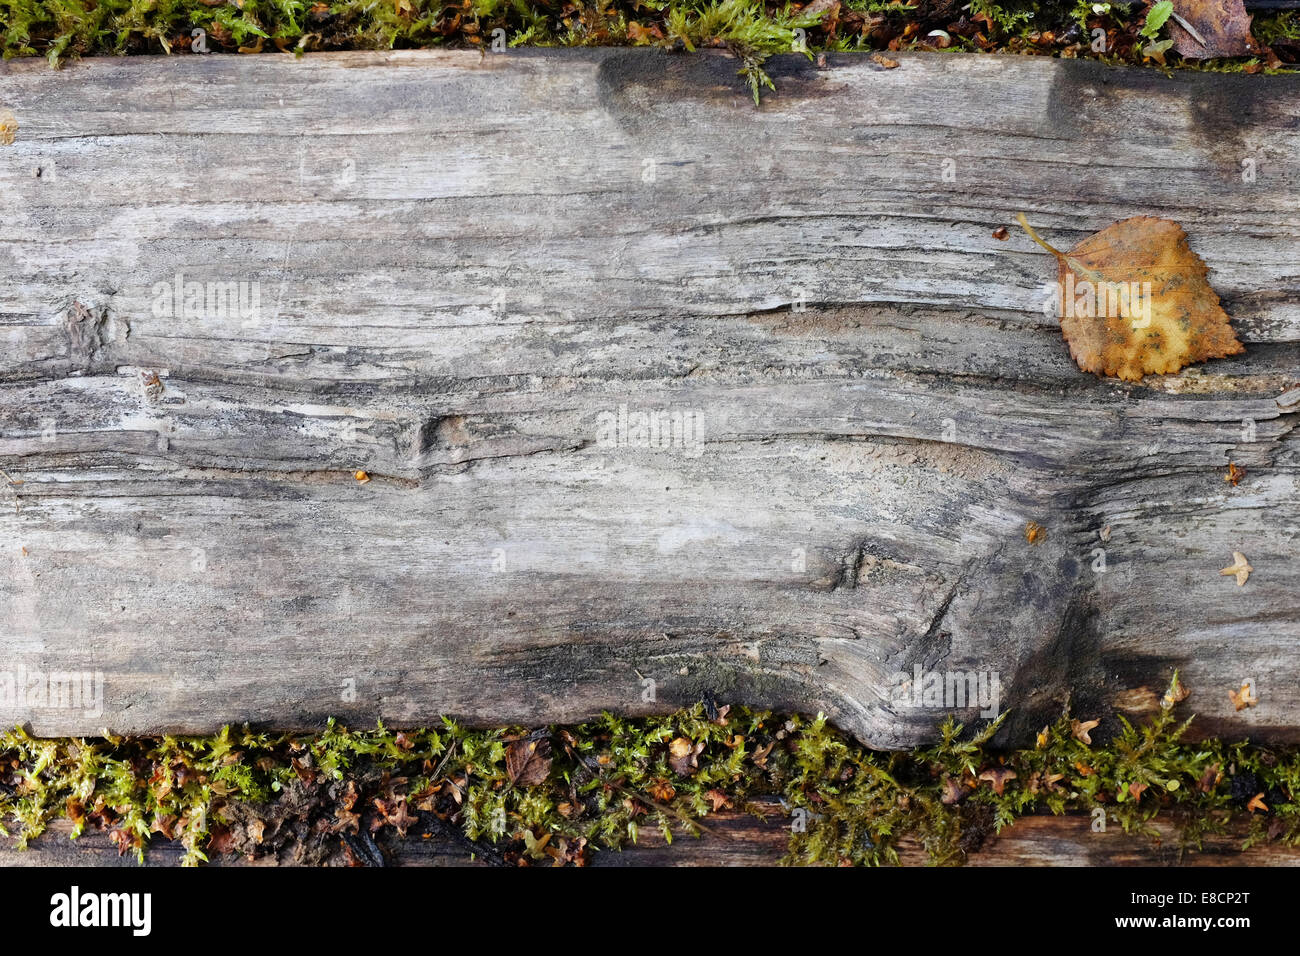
[0,49,1296,745]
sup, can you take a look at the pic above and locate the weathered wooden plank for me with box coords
[5,806,1298,867]
[0,812,785,867]
[0,50,1296,745]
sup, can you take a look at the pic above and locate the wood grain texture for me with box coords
[0,49,1296,745]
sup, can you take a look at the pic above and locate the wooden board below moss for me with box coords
[6,806,1300,867]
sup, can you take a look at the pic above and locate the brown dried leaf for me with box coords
[1167,0,1258,59]
[1071,718,1100,745]
[704,789,732,812]
[1161,673,1190,710]
[506,736,552,786]
[1027,770,1064,794]
[207,825,235,855]
[543,835,588,866]
[335,804,361,833]
[372,797,417,837]
[1018,214,1244,381]
[1220,551,1252,587]
[668,736,703,776]
[977,767,1017,796]
[648,779,677,802]
[1229,680,1258,712]
[626,21,664,43]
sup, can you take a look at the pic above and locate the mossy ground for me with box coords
[0,0,1297,102]
[3,675,1299,866]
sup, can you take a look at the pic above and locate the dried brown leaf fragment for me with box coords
[506,736,553,786]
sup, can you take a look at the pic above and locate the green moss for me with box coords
[1254,10,1300,46]
[2,674,1299,866]
[1,1,1294,94]
[664,0,826,103]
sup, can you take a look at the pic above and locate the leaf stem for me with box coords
[1015,212,1064,259]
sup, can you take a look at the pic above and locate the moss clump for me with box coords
[0,1,1295,101]
[2,674,1300,866]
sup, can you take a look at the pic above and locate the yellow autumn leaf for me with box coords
[1018,214,1245,381]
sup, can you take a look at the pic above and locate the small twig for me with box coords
[339,829,386,867]
[1170,10,1207,47]
[427,739,460,785]
[1015,212,1064,258]
[1015,212,1105,283]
